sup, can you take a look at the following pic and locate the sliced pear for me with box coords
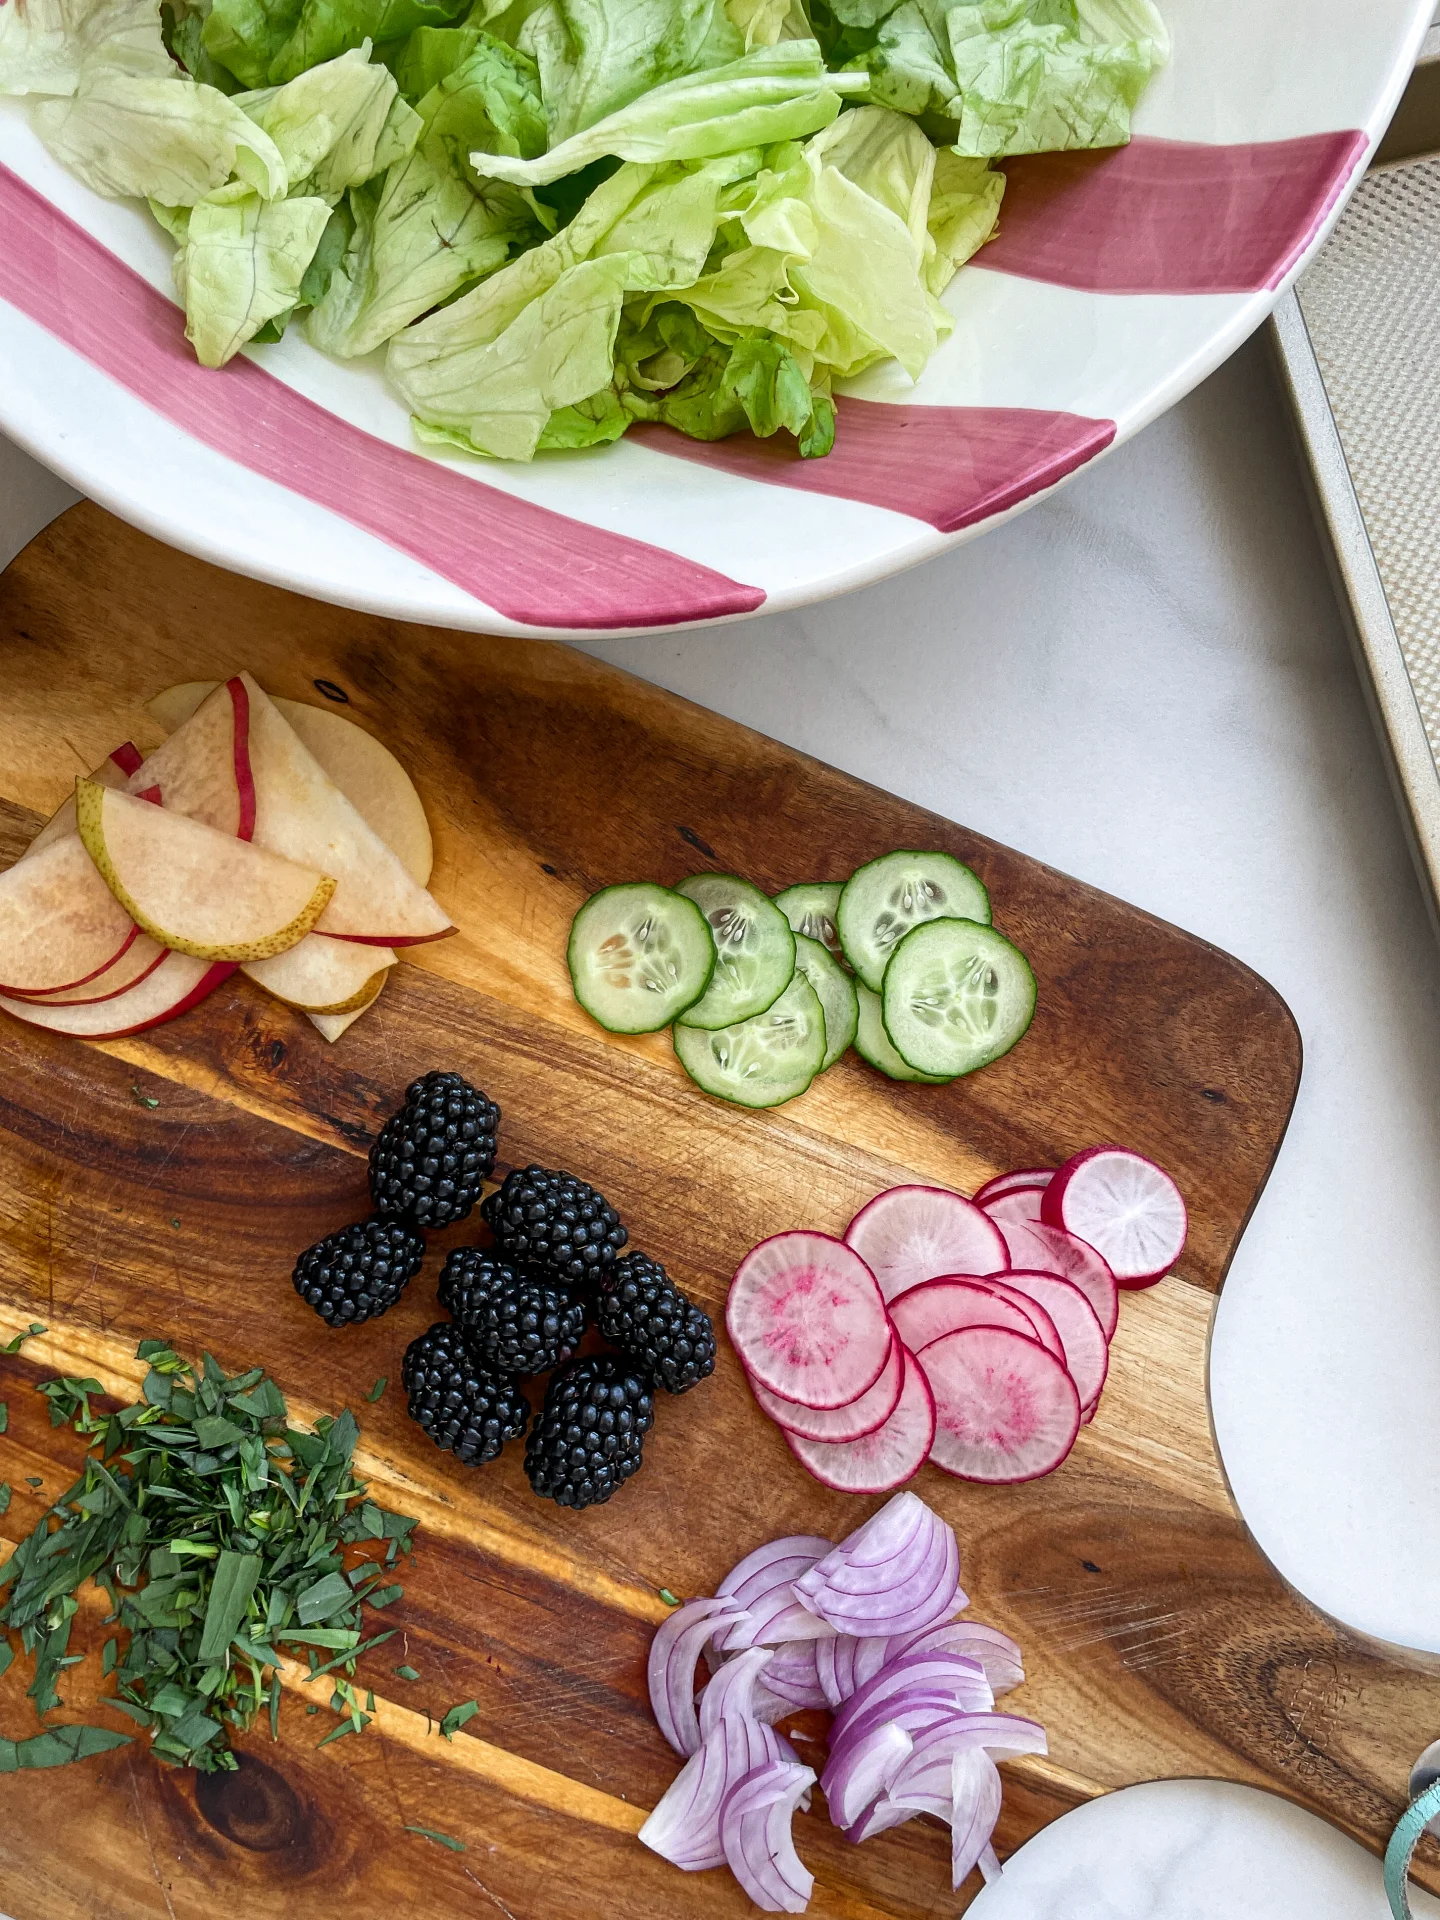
[240,676,450,945]
[0,952,234,1039]
[125,678,254,836]
[0,834,138,994]
[18,932,168,1006]
[307,971,387,1042]
[25,744,145,862]
[147,678,432,884]
[243,933,395,1013]
[76,780,334,962]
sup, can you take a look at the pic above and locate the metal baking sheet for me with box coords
[1272,25,1440,940]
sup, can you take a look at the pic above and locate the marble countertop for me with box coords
[5,325,1439,1911]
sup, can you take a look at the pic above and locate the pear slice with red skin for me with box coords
[0,951,235,1039]
[14,932,168,1005]
[125,678,255,837]
[243,933,395,1013]
[146,680,432,885]
[76,780,334,962]
[24,743,147,862]
[240,676,450,945]
[307,970,387,1042]
[0,834,139,994]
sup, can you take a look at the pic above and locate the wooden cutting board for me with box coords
[0,502,1435,1919]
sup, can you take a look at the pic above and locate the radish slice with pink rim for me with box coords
[784,1352,937,1495]
[972,1168,1053,1205]
[979,1185,1047,1228]
[1042,1145,1187,1287]
[991,1215,1118,1340]
[727,1231,890,1409]
[747,1334,903,1443]
[921,1325,1081,1483]
[998,1270,1108,1412]
[971,1279,1065,1366]
[889,1277,1045,1356]
[845,1186,1007,1305]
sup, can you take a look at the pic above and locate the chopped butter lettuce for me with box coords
[175,178,332,361]
[517,0,743,146]
[924,145,1001,293]
[0,0,172,97]
[34,69,288,201]
[236,45,421,193]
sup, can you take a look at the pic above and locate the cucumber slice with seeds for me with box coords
[568,882,714,1033]
[794,933,858,1070]
[673,972,826,1108]
[674,873,795,1030]
[882,917,1036,1078]
[774,882,845,960]
[838,850,990,991]
[854,981,952,1084]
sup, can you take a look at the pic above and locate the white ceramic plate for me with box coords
[0,0,1430,639]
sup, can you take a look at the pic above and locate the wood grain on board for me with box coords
[0,502,1433,1919]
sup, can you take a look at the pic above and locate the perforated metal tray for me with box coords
[1273,23,1440,939]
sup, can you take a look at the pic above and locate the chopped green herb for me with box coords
[393,1665,420,1682]
[0,1339,418,1772]
[405,1825,466,1852]
[0,1485,9,1516]
[169,1218,181,1229]
[2,1324,46,1355]
[659,1589,681,1607]
[130,1084,160,1109]
[366,1584,403,1610]
[439,1699,479,1741]
[365,1378,387,1403]
[0,1642,12,1681]
[23,1478,41,1489]
[0,1403,7,1434]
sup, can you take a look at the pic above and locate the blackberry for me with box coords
[292,1216,425,1326]
[402,1322,529,1466]
[481,1166,627,1286]
[368,1071,500,1229]
[439,1246,587,1377]
[597,1252,715,1394]
[524,1355,654,1509]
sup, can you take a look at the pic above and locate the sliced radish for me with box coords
[889,1278,1043,1356]
[748,1335,903,1443]
[845,1187,1007,1306]
[991,1216,1118,1341]
[728,1232,891,1411]
[785,1349,936,1494]
[972,1279,1065,1367]
[972,1169,1053,1205]
[1042,1146,1187,1288]
[997,1271,1108,1412]
[921,1326,1081,1484]
[980,1186,1047,1228]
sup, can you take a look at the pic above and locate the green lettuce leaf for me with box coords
[387,21,483,96]
[236,45,421,193]
[34,69,289,202]
[308,39,542,356]
[388,154,746,457]
[612,304,833,451]
[515,0,742,147]
[469,39,866,186]
[723,0,811,51]
[535,386,631,448]
[269,0,471,83]
[0,0,173,98]
[809,101,932,253]
[165,3,244,91]
[850,0,1165,155]
[923,144,1000,292]
[174,177,332,362]
[202,0,304,88]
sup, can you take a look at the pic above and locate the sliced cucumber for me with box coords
[774,882,845,960]
[794,933,858,1071]
[568,882,715,1033]
[854,981,952,1084]
[674,872,795,1030]
[674,973,827,1108]
[882,917,1036,1078]
[837,850,990,991]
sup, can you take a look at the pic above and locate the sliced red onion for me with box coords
[815,1634,854,1709]
[793,1493,962,1638]
[643,1672,784,1872]
[979,1842,1002,1882]
[717,1535,833,1605]
[820,1719,915,1829]
[760,1640,830,1712]
[876,1620,1025,1697]
[715,1535,838,1651]
[831,1651,996,1743]
[720,1760,817,1913]
[647,1596,747,1757]
[945,1751,1004,1890]
[887,1710,1048,1808]
[845,1794,916,1842]
[829,1677,993,1766]
[699,1647,775,1739]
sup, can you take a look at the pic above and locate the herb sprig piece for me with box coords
[0,1340,416,1771]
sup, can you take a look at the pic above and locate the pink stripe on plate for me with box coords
[0,163,763,630]
[981,131,1368,296]
[633,399,1115,533]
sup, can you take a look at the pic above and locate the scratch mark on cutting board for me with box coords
[126,1749,178,1920]
[462,1868,521,1920]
